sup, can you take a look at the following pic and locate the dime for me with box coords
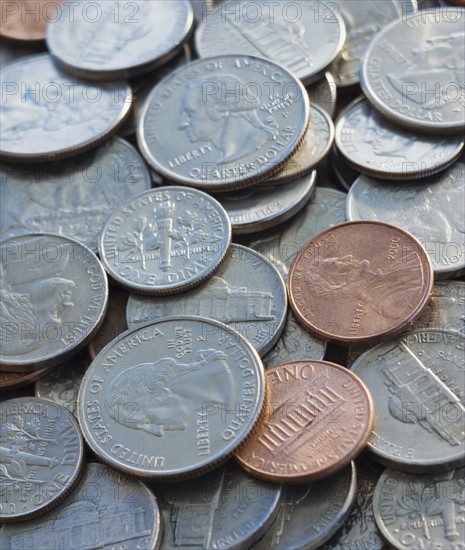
[126,244,287,356]
[77,317,265,479]
[351,329,465,472]
[195,0,346,86]
[0,137,151,252]
[335,97,464,179]
[154,461,282,549]
[137,54,310,191]
[329,145,359,191]
[0,0,63,41]
[287,221,434,345]
[47,0,194,80]
[373,467,465,549]
[251,462,357,550]
[267,105,334,185]
[0,54,131,162]
[0,234,108,371]
[346,162,465,277]
[361,8,465,135]
[0,397,84,521]
[0,462,163,549]
[236,360,375,483]
[99,186,231,295]
[0,366,53,392]
[307,72,337,119]
[217,171,317,234]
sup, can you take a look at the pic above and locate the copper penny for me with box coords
[235,360,375,483]
[0,1,63,41]
[287,221,434,345]
[0,365,53,391]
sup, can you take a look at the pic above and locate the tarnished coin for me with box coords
[351,329,465,473]
[217,170,317,234]
[268,105,334,185]
[195,0,346,85]
[307,72,337,119]
[0,0,63,41]
[34,351,89,415]
[0,234,108,371]
[373,467,465,549]
[0,137,151,252]
[347,162,465,277]
[236,360,375,483]
[99,186,231,295]
[288,221,434,345]
[0,462,163,549]
[0,397,84,521]
[47,0,194,80]
[154,461,282,549]
[0,54,131,162]
[251,462,356,550]
[246,187,347,279]
[137,54,310,191]
[126,244,287,356]
[77,317,265,479]
[335,97,464,179]
[361,8,465,135]
[329,145,360,191]
[0,366,53,392]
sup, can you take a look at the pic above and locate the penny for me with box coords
[195,0,346,86]
[307,72,337,119]
[99,186,232,295]
[267,105,334,185]
[329,145,360,191]
[0,462,163,548]
[235,360,375,483]
[0,397,84,521]
[347,162,465,277]
[373,467,465,549]
[351,329,465,473]
[0,137,151,252]
[0,0,63,41]
[335,97,464,180]
[287,221,434,345]
[47,0,194,80]
[0,234,108,371]
[0,54,132,162]
[251,462,356,550]
[216,170,317,234]
[361,7,465,135]
[77,317,265,479]
[0,366,53,391]
[126,244,287,356]
[154,460,282,549]
[137,54,310,191]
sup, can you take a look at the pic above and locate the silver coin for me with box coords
[246,187,347,278]
[154,461,282,549]
[34,351,89,416]
[0,397,84,522]
[46,0,194,80]
[328,145,360,191]
[347,162,465,277]
[126,244,287,356]
[0,54,131,162]
[77,317,265,479]
[99,186,231,295]
[195,0,346,86]
[0,462,163,549]
[361,8,465,135]
[335,97,464,179]
[251,462,357,550]
[0,234,108,372]
[373,467,465,549]
[263,311,326,369]
[328,0,417,88]
[137,54,310,191]
[0,137,151,252]
[351,329,465,472]
[306,72,337,119]
[217,171,317,234]
[268,105,334,185]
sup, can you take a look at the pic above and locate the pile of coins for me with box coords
[1,0,464,548]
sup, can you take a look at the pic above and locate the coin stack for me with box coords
[1,0,464,548]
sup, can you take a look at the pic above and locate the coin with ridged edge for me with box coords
[77,317,265,480]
